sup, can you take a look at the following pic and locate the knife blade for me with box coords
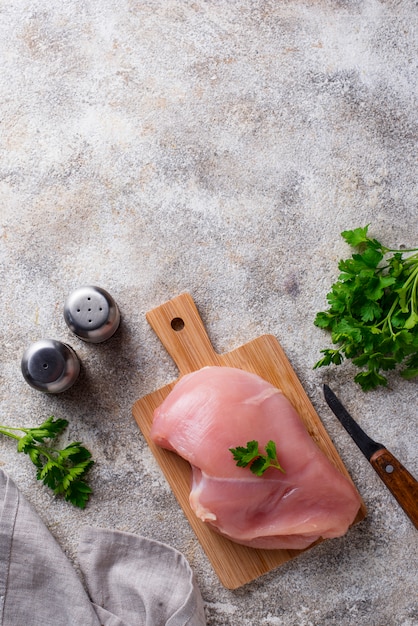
[323,384,418,530]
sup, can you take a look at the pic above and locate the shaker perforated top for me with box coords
[64,285,120,343]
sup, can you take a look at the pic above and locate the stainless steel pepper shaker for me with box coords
[63,285,120,343]
[21,339,80,393]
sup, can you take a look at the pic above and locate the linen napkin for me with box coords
[0,469,206,626]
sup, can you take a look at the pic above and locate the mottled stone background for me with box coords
[0,1,417,624]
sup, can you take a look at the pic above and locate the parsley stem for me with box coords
[0,425,33,435]
[379,297,400,338]
[411,269,418,312]
[385,247,418,254]
[402,263,418,290]
[0,427,21,441]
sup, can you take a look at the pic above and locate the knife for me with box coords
[323,384,418,530]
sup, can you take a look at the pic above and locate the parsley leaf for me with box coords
[341,225,370,247]
[314,226,418,390]
[229,440,285,476]
[0,417,94,508]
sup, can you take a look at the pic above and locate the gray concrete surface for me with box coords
[1,1,417,624]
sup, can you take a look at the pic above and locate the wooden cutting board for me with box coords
[132,293,366,589]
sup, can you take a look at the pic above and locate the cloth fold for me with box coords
[0,470,206,626]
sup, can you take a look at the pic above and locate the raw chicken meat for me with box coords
[151,366,362,550]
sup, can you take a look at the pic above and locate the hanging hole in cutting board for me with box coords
[171,317,185,331]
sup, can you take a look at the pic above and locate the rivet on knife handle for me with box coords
[370,448,418,529]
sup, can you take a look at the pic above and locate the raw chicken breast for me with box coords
[151,366,361,550]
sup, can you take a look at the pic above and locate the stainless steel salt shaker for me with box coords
[21,339,80,393]
[63,285,120,343]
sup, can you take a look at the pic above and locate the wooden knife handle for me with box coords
[370,448,418,530]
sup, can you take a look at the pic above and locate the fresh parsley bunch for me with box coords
[0,416,94,508]
[314,225,418,391]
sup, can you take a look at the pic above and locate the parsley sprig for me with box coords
[229,440,285,476]
[314,225,418,390]
[0,416,94,508]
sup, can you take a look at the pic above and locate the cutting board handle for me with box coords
[146,293,221,376]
